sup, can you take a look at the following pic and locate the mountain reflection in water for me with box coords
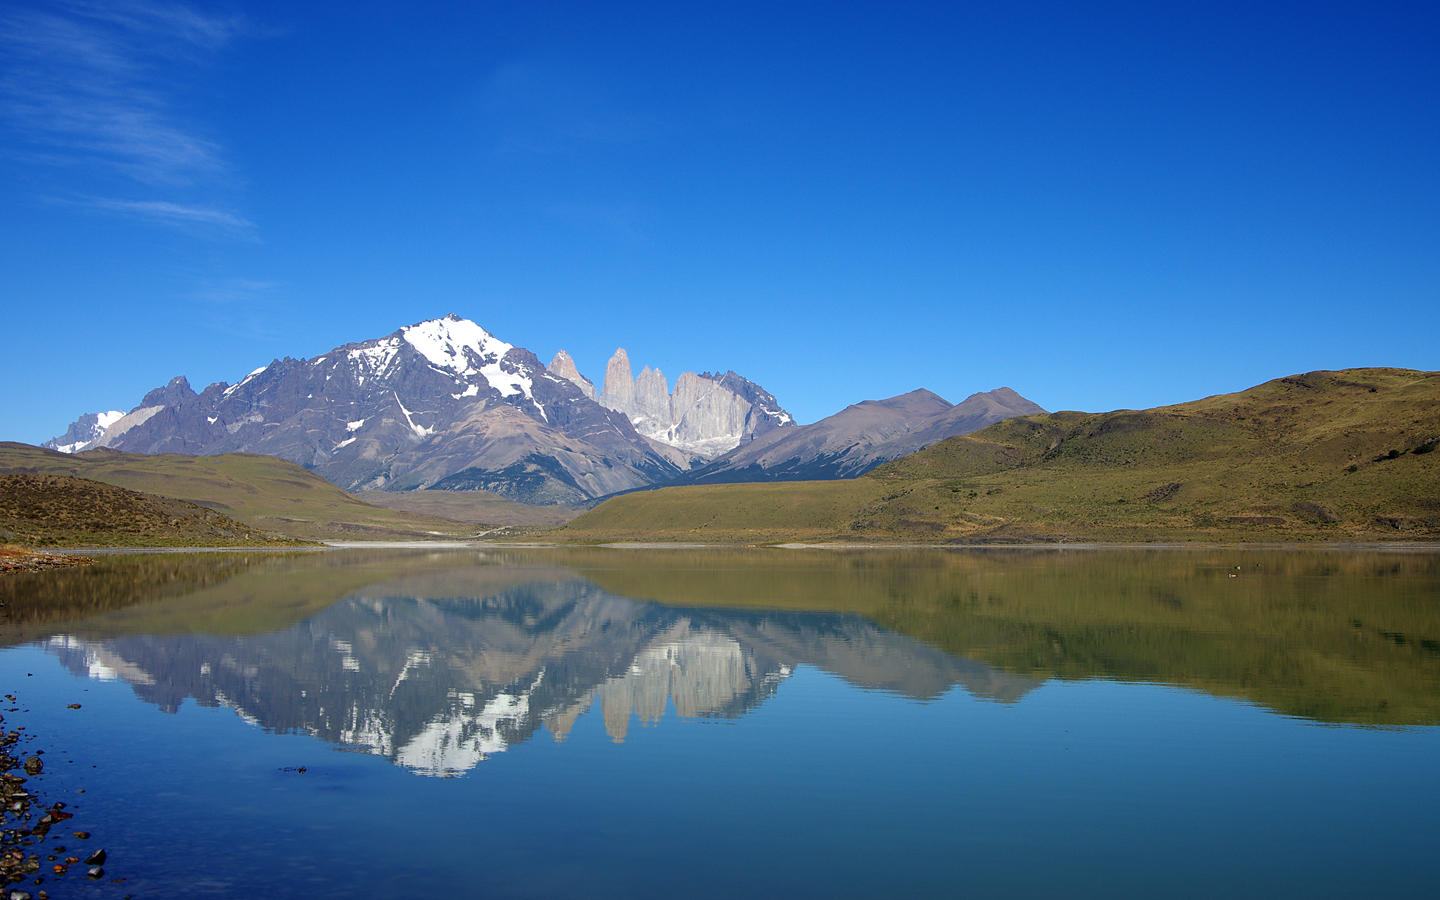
[9,543,1439,770]
[44,570,1039,776]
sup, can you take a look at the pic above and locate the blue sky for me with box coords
[2,1,1436,444]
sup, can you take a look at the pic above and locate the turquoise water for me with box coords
[1,548,1437,898]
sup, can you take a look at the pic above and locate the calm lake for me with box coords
[1,547,1438,898]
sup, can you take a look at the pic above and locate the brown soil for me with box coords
[0,547,93,575]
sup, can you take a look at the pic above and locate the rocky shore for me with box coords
[1,696,112,899]
[0,550,92,576]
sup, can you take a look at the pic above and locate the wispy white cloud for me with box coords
[71,0,248,54]
[83,197,253,230]
[0,1,254,228]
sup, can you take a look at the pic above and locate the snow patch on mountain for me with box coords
[46,409,127,453]
[401,315,533,400]
[346,340,402,380]
[394,393,433,438]
[94,406,164,447]
[223,366,269,399]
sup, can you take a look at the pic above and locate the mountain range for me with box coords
[40,563,1037,775]
[671,387,1046,484]
[42,315,1043,505]
[555,367,1440,544]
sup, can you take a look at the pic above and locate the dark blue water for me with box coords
[1,548,1437,899]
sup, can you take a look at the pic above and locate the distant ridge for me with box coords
[553,368,1440,544]
[41,316,683,506]
[667,387,1046,485]
[43,315,795,507]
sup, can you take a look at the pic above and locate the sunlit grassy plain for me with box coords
[554,368,1440,544]
[0,443,475,543]
[1,368,1435,547]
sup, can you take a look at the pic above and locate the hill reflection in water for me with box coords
[13,544,1440,775]
[44,567,1040,776]
[4,547,1438,900]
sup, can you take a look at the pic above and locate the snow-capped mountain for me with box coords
[44,567,1039,776]
[41,410,126,454]
[44,312,1044,505]
[49,315,701,504]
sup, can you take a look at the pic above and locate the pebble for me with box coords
[2,696,109,891]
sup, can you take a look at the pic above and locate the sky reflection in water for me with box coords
[1,547,1437,899]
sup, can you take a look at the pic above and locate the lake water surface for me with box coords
[1,547,1437,898]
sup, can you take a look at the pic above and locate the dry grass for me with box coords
[0,444,477,542]
[0,473,309,548]
[354,487,581,527]
[551,368,1440,544]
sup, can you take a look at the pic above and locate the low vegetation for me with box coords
[0,473,307,548]
[0,444,478,543]
[551,368,1440,544]
[0,546,93,573]
[354,487,580,529]
[0,547,557,642]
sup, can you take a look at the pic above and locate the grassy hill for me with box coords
[0,443,477,542]
[550,368,1440,544]
[353,487,581,528]
[0,473,307,548]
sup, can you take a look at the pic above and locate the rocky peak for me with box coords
[42,410,126,454]
[397,315,515,385]
[592,351,794,459]
[547,350,596,400]
[633,366,670,428]
[599,349,635,413]
[141,376,197,409]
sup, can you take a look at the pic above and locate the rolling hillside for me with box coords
[550,368,1440,544]
[0,443,477,541]
[0,473,306,548]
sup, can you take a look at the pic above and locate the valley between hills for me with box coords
[2,366,1437,549]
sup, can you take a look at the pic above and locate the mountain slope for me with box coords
[549,368,1440,543]
[669,387,1044,484]
[47,315,682,505]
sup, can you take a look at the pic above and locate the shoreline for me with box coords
[0,550,93,574]
[1,692,108,893]
[9,539,1439,557]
